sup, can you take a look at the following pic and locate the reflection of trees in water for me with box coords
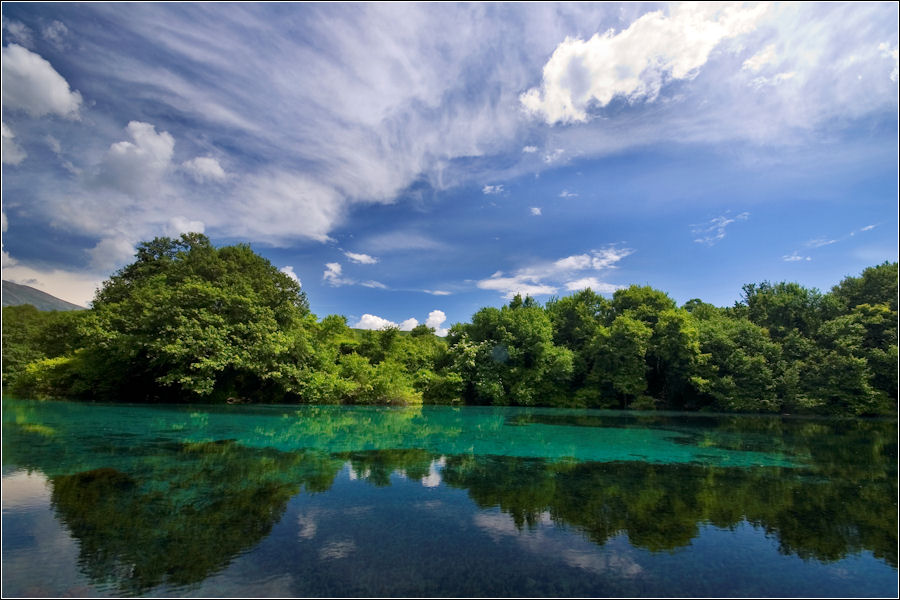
[47,440,344,595]
[2,408,896,594]
[441,456,897,566]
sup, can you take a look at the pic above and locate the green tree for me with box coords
[75,233,310,402]
[738,281,825,339]
[448,296,573,406]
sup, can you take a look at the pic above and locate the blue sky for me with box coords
[2,2,897,334]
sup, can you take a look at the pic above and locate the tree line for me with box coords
[2,233,896,415]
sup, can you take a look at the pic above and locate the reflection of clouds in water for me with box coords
[297,511,320,540]
[413,500,443,510]
[318,539,357,560]
[420,456,446,488]
[200,572,296,598]
[474,510,643,578]
[346,463,371,481]
[343,505,373,517]
[474,511,521,540]
[562,546,642,577]
[1,470,98,596]
[2,469,52,508]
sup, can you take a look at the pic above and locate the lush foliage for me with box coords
[2,234,895,415]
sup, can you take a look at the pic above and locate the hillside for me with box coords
[2,280,85,311]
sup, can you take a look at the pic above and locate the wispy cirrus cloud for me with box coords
[691,212,749,246]
[782,251,811,262]
[783,223,882,263]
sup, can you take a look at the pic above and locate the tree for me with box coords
[831,261,898,313]
[78,233,310,402]
[448,297,573,406]
[738,281,825,339]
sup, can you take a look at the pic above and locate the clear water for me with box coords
[2,398,897,597]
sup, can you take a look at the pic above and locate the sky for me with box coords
[1,2,897,334]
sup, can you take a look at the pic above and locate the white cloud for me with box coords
[879,42,899,82]
[1,122,27,165]
[45,135,62,155]
[782,252,811,262]
[424,289,451,296]
[522,145,538,153]
[279,265,301,286]
[97,121,175,197]
[859,224,876,232]
[691,212,749,246]
[398,318,418,331]
[742,44,777,72]
[542,148,565,163]
[1,247,16,269]
[478,245,633,300]
[564,277,622,293]
[554,247,634,271]
[228,171,345,244]
[588,246,634,269]
[477,273,559,300]
[42,20,69,47]
[482,184,504,195]
[806,237,837,248]
[322,263,384,289]
[559,190,578,198]
[344,251,378,264]
[1,211,15,269]
[87,235,136,271]
[426,309,449,336]
[181,156,226,183]
[323,262,351,286]
[1,18,33,47]
[353,314,399,330]
[553,254,592,271]
[530,207,542,216]
[352,311,444,334]
[362,231,445,253]
[1,44,82,119]
[165,216,205,237]
[521,3,769,124]
[749,70,796,89]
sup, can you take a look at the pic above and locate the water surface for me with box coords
[2,399,897,597]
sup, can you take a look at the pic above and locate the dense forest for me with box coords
[2,233,897,416]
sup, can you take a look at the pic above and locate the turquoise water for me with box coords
[2,399,897,597]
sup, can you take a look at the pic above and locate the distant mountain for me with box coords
[2,280,85,311]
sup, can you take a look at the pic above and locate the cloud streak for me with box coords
[691,212,749,246]
[478,246,633,299]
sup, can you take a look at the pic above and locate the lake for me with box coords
[1,398,897,597]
